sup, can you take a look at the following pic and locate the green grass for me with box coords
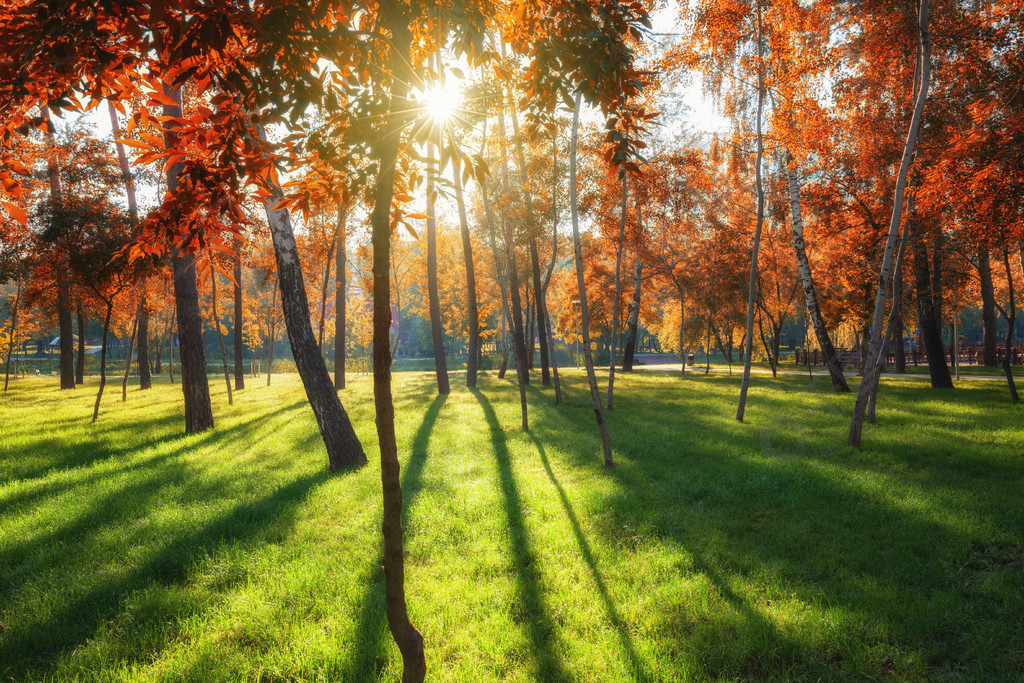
[1,368,1023,681]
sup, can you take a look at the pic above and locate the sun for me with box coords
[422,80,461,122]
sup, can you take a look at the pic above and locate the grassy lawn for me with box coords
[1,368,1022,681]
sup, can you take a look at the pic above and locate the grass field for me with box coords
[1,368,1022,681]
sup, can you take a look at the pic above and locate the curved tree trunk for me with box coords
[787,157,849,392]
[569,92,613,467]
[162,85,213,432]
[850,0,932,447]
[92,302,113,422]
[736,3,766,423]
[260,167,366,470]
[370,8,426,680]
[453,160,480,388]
[334,203,347,390]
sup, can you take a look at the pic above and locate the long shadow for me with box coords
[0,465,332,680]
[472,388,569,682]
[527,431,653,682]
[341,393,446,680]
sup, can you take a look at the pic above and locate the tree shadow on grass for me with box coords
[340,393,446,681]
[0,458,335,680]
[526,430,654,682]
[472,388,570,682]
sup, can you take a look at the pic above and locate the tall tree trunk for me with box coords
[678,290,686,375]
[121,313,138,402]
[76,304,85,384]
[318,231,336,354]
[787,156,849,392]
[479,119,513,381]
[92,302,113,422]
[608,174,628,410]
[894,305,906,372]
[425,58,450,395]
[370,8,426,680]
[867,224,910,423]
[979,248,998,366]
[233,244,245,390]
[453,159,480,388]
[209,255,234,406]
[529,238,548,384]
[543,131,562,402]
[258,152,366,470]
[334,204,347,389]
[3,271,21,392]
[162,85,213,432]
[910,216,953,388]
[497,106,530,429]
[266,286,277,387]
[137,301,151,389]
[737,2,766,423]
[849,0,931,447]
[622,232,643,371]
[168,307,175,384]
[999,247,1018,401]
[41,106,76,391]
[569,92,613,467]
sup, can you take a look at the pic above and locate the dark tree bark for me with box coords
[370,8,426,680]
[997,247,1018,402]
[167,308,175,384]
[137,299,152,390]
[497,107,529,430]
[163,85,214,433]
[454,160,480,388]
[894,306,906,372]
[910,218,953,388]
[334,204,347,390]
[76,304,85,384]
[317,230,336,355]
[209,256,234,406]
[787,156,849,391]
[3,271,21,392]
[622,239,643,371]
[425,55,450,396]
[233,245,245,390]
[121,314,138,402]
[979,248,998,366]
[259,148,366,470]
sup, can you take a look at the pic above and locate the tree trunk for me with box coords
[608,174,628,410]
[979,248,998,366]
[76,304,85,384]
[318,230,336,354]
[569,92,613,466]
[849,0,931,447]
[259,160,366,470]
[543,131,563,402]
[334,203,347,390]
[168,308,175,384]
[121,313,138,402]
[454,159,480,388]
[92,302,113,422]
[999,248,1018,401]
[209,255,234,406]
[233,244,245,390]
[370,9,426,680]
[894,305,906,372]
[425,64,450,395]
[910,217,953,388]
[137,299,152,389]
[497,107,530,429]
[529,239,547,382]
[266,287,277,387]
[787,157,849,392]
[3,271,21,392]
[736,2,766,423]
[162,85,213,432]
[867,225,910,423]
[622,238,642,371]
[678,291,686,375]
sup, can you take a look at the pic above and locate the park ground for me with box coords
[1,368,1023,681]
